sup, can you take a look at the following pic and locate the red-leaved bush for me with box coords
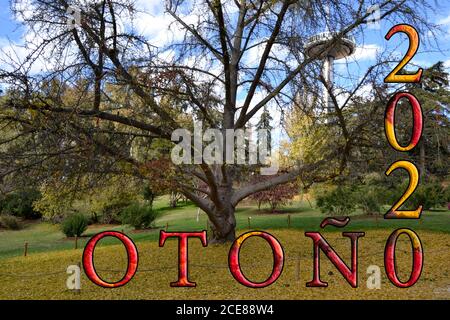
[249,175,298,213]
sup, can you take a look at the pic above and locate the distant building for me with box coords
[304,31,356,114]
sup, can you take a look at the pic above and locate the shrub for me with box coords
[0,215,22,230]
[445,186,450,210]
[353,186,382,215]
[120,203,159,230]
[0,189,42,219]
[409,184,447,210]
[249,175,298,212]
[383,182,447,211]
[62,213,88,237]
[99,200,135,224]
[352,182,386,215]
[88,212,99,225]
[357,180,448,212]
[316,186,356,216]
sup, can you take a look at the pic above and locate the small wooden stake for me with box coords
[24,242,28,257]
[288,215,291,228]
[166,222,169,231]
[295,255,301,281]
[74,236,78,250]
[248,217,252,229]
[76,262,81,294]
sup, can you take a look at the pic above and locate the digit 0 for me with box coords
[385,92,423,152]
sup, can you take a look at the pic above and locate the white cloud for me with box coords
[438,15,450,26]
[245,41,266,66]
[437,12,450,39]
[134,1,201,48]
[410,58,434,69]
[0,38,48,74]
[333,82,374,109]
[444,59,450,69]
[349,44,380,62]
[354,83,374,99]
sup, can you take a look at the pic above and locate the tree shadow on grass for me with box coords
[156,201,196,213]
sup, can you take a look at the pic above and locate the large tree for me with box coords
[0,0,437,242]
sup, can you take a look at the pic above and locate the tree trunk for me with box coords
[148,193,155,209]
[181,182,237,243]
[419,140,426,180]
[169,192,178,208]
[209,206,236,243]
[208,184,236,243]
[270,201,276,213]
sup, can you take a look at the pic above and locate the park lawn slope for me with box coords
[0,199,448,260]
[0,229,448,300]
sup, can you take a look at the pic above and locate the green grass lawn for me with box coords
[0,197,448,259]
[1,228,449,300]
[0,197,448,300]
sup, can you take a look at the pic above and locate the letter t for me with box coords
[159,231,208,287]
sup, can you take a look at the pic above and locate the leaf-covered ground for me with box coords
[0,229,448,300]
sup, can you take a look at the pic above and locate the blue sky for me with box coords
[2,1,449,65]
[0,2,21,42]
[0,0,449,134]
[1,0,449,83]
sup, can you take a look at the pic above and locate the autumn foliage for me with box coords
[249,176,298,213]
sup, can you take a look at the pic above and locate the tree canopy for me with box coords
[0,0,441,242]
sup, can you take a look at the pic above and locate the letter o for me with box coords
[228,231,284,288]
[83,231,138,288]
[384,228,423,288]
[385,92,423,152]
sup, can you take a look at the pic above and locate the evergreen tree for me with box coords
[407,62,450,178]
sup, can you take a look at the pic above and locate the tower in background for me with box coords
[304,14,356,114]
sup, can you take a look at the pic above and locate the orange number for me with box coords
[384,24,423,83]
[385,161,422,219]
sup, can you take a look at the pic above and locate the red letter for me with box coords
[385,228,423,288]
[229,231,284,288]
[305,232,365,288]
[83,231,138,288]
[159,231,207,287]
